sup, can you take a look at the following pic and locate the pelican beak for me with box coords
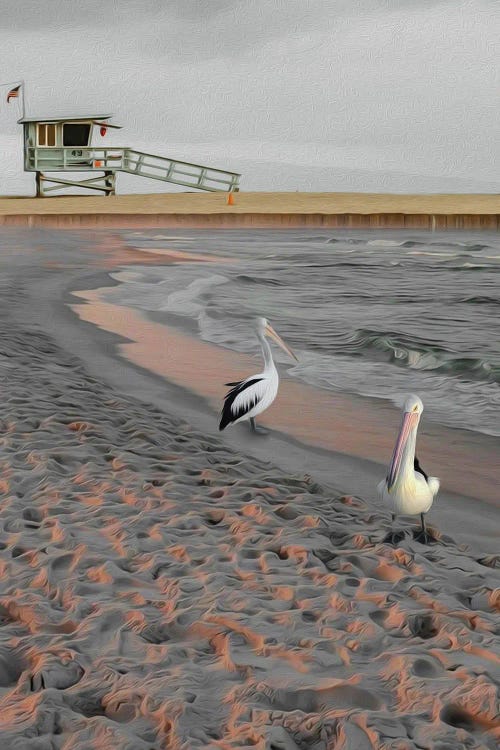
[387,410,418,491]
[265,323,298,362]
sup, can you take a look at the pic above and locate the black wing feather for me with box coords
[219,377,264,431]
[414,456,428,481]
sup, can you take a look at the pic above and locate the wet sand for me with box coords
[70,287,499,509]
[0,229,498,749]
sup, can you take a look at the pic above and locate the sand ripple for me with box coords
[0,289,498,749]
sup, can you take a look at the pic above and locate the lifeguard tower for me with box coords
[20,114,241,197]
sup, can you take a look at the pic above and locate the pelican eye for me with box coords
[412,405,419,412]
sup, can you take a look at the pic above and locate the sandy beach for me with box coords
[0,228,498,749]
[1,193,500,215]
[0,193,498,230]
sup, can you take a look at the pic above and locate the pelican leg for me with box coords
[250,417,269,435]
[413,512,433,544]
[384,513,405,545]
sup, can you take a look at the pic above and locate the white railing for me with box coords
[122,149,240,191]
[27,147,125,172]
[26,147,241,192]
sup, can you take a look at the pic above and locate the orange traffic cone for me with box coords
[227,192,235,206]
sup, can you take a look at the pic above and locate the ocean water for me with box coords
[104,230,500,437]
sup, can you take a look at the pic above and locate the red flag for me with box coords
[7,85,21,103]
[100,126,107,137]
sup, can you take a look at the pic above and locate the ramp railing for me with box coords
[27,147,240,192]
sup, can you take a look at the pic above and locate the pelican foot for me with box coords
[383,530,406,545]
[252,426,269,436]
[249,418,269,436]
[413,529,436,545]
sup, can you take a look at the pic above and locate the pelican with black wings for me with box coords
[219,317,298,435]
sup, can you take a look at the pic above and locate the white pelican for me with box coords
[219,317,298,434]
[378,394,440,542]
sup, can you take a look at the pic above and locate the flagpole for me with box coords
[20,79,25,119]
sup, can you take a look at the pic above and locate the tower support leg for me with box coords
[104,171,116,196]
[33,172,117,196]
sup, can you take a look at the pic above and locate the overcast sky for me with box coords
[0,0,498,194]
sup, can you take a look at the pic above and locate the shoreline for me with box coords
[16,228,497,545]
[32,258,497,554]
[31,262,500,554]
[68,286,499,508]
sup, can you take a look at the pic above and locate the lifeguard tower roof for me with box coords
[18,114,119,125]
[19,114,111,122]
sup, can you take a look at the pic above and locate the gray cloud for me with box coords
[0,0,498,193]
[0,0,160,29]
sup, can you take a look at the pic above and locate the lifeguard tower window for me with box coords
[38,124,56,146]
[63,123,91,147]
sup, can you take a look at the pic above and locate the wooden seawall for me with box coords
[0,192,498,230]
